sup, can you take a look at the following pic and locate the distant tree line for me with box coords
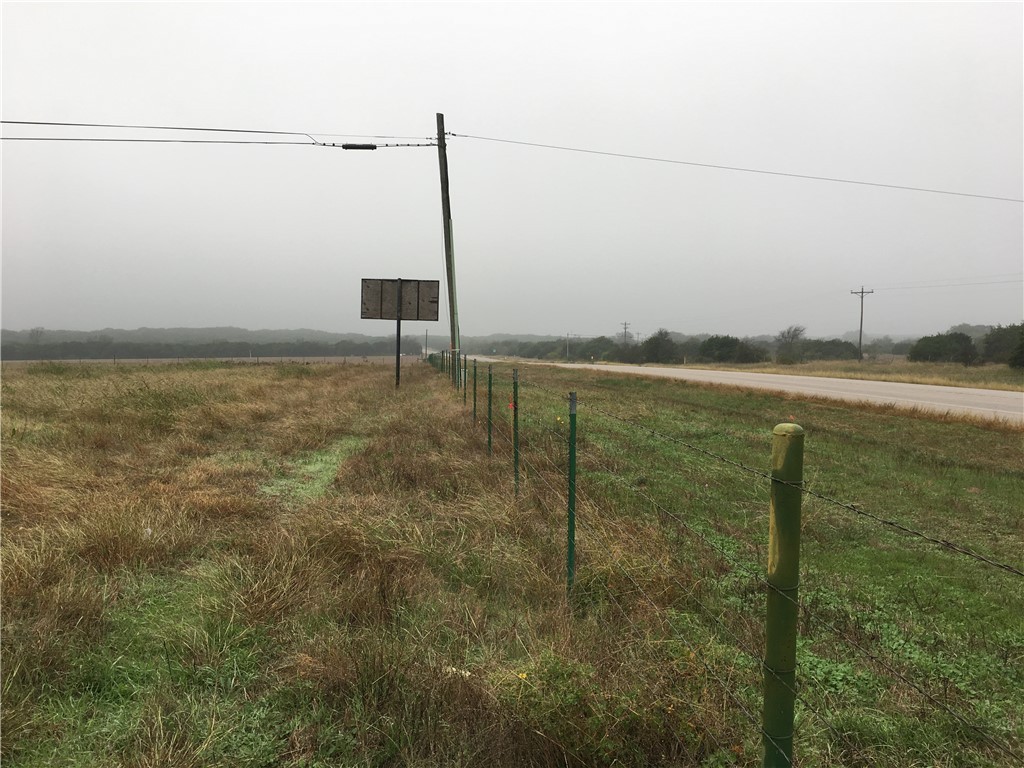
[465,327,861,365]
[0,336,423,361]
[907,324,1023,367]
[466,323,1024,369]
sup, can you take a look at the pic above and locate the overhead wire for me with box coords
[873,279,1023,291]
[2,136,435,148]
[872,272,1023,288]
[0,120,435,147]
[2,137,316,146]
[1,119,432,141]
[447,132,1024,203]
[6,120,1019,202]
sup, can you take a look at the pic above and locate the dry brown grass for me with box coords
[4,359,1017,766]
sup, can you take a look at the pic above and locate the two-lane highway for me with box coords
[501,361,1024,425]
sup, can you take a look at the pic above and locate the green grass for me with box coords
[261,437,369,504]
[2,359,1021,766]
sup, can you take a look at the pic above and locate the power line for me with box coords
[874,279,1023,291]
[1,119,432,142]
[448,132,1024,203]
[0,120,436,148]
[2,119,316,139]
[2,137,315,146]
[2,136,435,148]
[873,272,1023,288]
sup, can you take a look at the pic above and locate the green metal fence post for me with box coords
[512,368,519,497]
[473,360,478,423]
[487,364,493,456]
[463,355,468,405]
[567,391,577,595]
[763,423,804,768]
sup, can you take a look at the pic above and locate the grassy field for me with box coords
[2,360,1021,766]
[671,359,1024,391]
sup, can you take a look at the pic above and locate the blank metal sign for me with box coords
[360,279,440,321]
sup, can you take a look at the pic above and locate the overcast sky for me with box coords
[2,1,1022,342]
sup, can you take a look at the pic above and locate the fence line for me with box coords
[503,438,787,761]
[569,392,1023,762]
[574,511,783,762]
[566,459,844,745]
[538,390,1018,742]
[431,356,1023,763]
[494,378,837,757]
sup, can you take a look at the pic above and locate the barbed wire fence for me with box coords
[427,354,1023,765]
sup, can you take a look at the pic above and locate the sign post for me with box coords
[360,278,440,387]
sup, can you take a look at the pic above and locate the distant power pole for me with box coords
[851,286,874,360]
[622,321,631,346]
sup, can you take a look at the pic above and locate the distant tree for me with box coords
[864,335,894,357]
[1009,337,1024,369]
[802,338,859,361]
[28,327,45,344]
[676,337,702,363]
[908,332,978,365]
[640,329,680,364]
[698,335,766,363]
[947,323,992,345]
[982,324,1024,364]
[608,341,643,364]
[775,325,806,364]
[699,335,740,362]
[515,340,562,359]
[576,336,619,361]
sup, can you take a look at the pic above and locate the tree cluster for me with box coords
[907,324,1023,367]
[907,332,978,365]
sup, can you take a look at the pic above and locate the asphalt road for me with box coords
[525,362,1024,425]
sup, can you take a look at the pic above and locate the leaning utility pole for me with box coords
[850,286,874,361]
[436,113,460,372]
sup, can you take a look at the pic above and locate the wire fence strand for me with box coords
[575,395,1024,578]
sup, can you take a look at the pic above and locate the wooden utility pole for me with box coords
[851,286,874,361]
[436,114,460,368]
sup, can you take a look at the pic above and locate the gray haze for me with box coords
[2,2,1022,341]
